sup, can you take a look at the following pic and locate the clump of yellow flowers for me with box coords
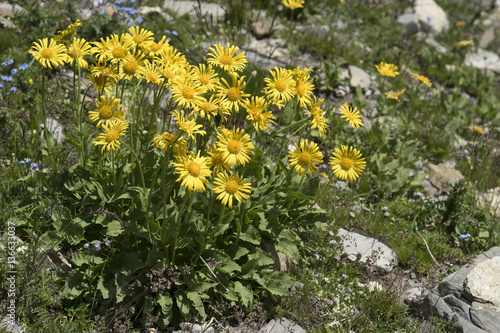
[29,20,367,208]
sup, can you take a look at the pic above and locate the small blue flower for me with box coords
[129,0,135,3]
[172,30,178,36]
[427,16,433,21]
[135,16,144,23]
[115,0,124,4]
[94,242,101,251]
[167,37,171,42]
[10,87,17,92]
[1,62,7,67]
[165,29,170,34]
[0,82,3,88]
[103,237,112,246]
[83,243,90,249]
[19,63,28,71]
[30,162,39,169]
[7,59,13,65]
[19,158,31,164]
[1,75,14,82]
[459,233,471,239]
[99,8,105,14]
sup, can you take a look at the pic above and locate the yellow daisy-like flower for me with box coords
[66,38,92,69]
[159,63,187,87]
[153,132,187,154]
[329,145,366,181]
[213,171,251,208]
[469,125,485,135]
[93,119,128,154]
[191,63,219,92]
[218,74,250,113]
[138,60,164,85]
[105,34,135,63]
[339,103,364,129]
[170,76,205,109]
[127,26,154,49]
[120,51,146,80]
[29,38,68,69]
[155,44,188,68]
[91,37,112,63]
[207,143,231,174]
[294,73,315,108]
[207,42,247,74]
[309,96,329,137]
[288,140,323,176]
[89,94,126,128]
[384,89,406,101]
[173,152,211,192]
[264,67,297,105]
[457,20,465,27]
[458,40,474,47]
[217,127,255,166]
[144,36,170,57]
[194,94,219,120]
[171,110,206,140]
[375,62,399,77]
[244,96,275,133]
[412,72,432,87]
[282,0,305,9]
[87,63,119,95]
[53,19,82,45]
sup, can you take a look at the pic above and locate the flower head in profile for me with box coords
[29,38,68,69]
[207,42,247,74]
[293,68,315,107]
[53,19,82,45]
[194,95,219,120]
[93,119,128,154]
[172,152,211,192]
[375,62,399,77]
[329,145,366,181]
[384,89,406,101]
[288,140,323,176]
[244,96,275,133]
[213,171,252,208]
[66,38,92,69]
[207,143,231,174]
[171,110,206,140]
[308,96,328,137]
[153,132,187,154]
[458,40,473,47]
[412,72,432,87]
[282,0,305,9]
[339,103,364,129]
[264,67,296,106]
[87,63,118,95]
[138,60,164,85]
[144,35,170,57]
[217,127,255,166]
[469,125,485,135]
[89,94,126,128]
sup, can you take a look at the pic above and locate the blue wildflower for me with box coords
[30,162,39,169]
[172,30,178,36]
[129,0,135,3]
[99,8,105,14]
[94,242,101,251]
[1,75,13,82]
[11,68,18,75]
[19,158,31,164]
[0,82,3,88]
[83,243,90,249]
[10,87,17,92]
[19,63,28,71]
[103,237,112,246]
[135,16,144,23]
[459,233,471,239]
[1,62,6,67]
[115,0,124,4]
[7,59,13,65]
[165,29,170,34]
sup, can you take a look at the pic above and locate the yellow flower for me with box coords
[244,96,275,133]
[288,140,323,176]
[127,26,154,48]
[339,103,364,129]
[66,38,92,69]
[153,132,187,154]
[309,96,328,137]
[213,171,251,208]
[384,89,406,101]
[469,125,485,134]
[217,74,250,113]
[105,34,135,63]
[170,76,205,109]
[294,71,315,108]
[29,79,33,85]
[173,152,211,192]
[282,0,305,9]
[412,72,432,87]
[458,40,474,47]
[207,42,247,73]
[120,51,146,80]
[138,60,164,85]
[329,145,366,181]
[29,38,68,69]
[155,44,189,68]
[217,127,255,166]
[91,37,111,63]
[194,94,219,120]
[159,63,187,87]
[457,20,465,27]
[264,67,296,106]
[207,143,231,174]
[144,36,170,57]
[375,62,399,77]
[89,94,126,128]
[190,63,219,92]
[53,19,82,45]
[171,110,206,140]
[87,63,119,95]
[93,119,128,154]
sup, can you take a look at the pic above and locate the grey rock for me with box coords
[258,318,306,333]
[162,0,225,21]
[425,37,447,54]
[410,272,417,280]
[426,163,464,194]
[0,16,15,29]
[251,16,274,40]
[333,84,350,98]
[245,50,286,71]
[465,48,500,74]
[422,179,439,197]
[0,3,27,18]
[443,295,471,321]
[397,13,420,34]
[479,27,495,49]
[421,292,454,321]
[337,228,398,272]
[476,187,500,216]
[0,317,24,333]
[453,314,489,333]
[139,6,174,22]
[464,256,500,306]
[401,287,424,304]
[470,302,500,332]
[437,265,473,297]
[414,0,449,35]
[41,117,65,145]
[348,65,371,90]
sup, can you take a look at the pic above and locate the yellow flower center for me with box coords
[227,140,241,154]
[340,157,353,171]
[298,152,312,166]
[162,132,176,142]
[275,79,287,92]
[94,74,105,86]
[182,86,195,99]
[201,101,212,112]
[133,35,144,44]
[146,72,158,82]
[99,106,113,119]
[227,87,240,102]
[211,153,223,164]
[150,43,161,52]
[296,82,305,97]
[105,129,119,143]
[123,62,137,75]
[163,58,174,66]
[69,48,82,58]
[41,48,54,59]
[112,46,126,59]
[199,74,209,85]
[103,67,114,76]
[225,180,239,194]
[187,161,201,177]
[220,54,233,65]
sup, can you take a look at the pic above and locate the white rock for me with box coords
[414,0,449,35]
[397,13,420,34]
[476,187,500,216]
[348,65,371,90]
[466,256,500,307]
[465,48,500,74]
[162,0,225,21]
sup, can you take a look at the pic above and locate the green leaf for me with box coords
[105,220,124,237]
[118,252,145,274]
[384,159,399,171]
[97,275,110,299]
[265,272,294,296]
[187,291,206,319]
[157,294,173,323]
[239,224,261,245]
[233,281,254,308]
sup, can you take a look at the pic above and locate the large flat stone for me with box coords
[470,302,500,332]
[464,256,500,306]
[258,318,306,333]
